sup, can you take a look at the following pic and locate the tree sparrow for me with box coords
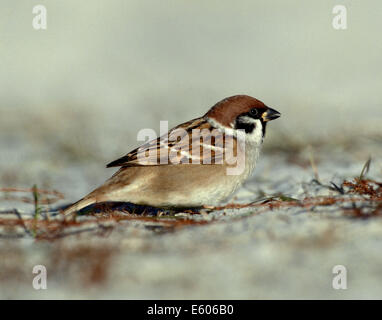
[63,95,280,216]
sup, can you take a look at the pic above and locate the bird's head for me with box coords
[205,95,281,137]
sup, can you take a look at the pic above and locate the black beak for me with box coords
[262,107,281,122]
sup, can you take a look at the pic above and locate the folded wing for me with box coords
[106,117,237,167]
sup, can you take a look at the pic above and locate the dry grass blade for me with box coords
[308,145,320,182]
[359,157,372,180]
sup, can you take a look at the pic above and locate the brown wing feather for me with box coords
[106,117,239,168]
[107,117,210,167]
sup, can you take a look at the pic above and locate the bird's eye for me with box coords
[250,108,259,117]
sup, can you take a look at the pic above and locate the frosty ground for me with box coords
[1,138,382,299]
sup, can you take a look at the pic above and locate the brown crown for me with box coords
[205,95,267,127]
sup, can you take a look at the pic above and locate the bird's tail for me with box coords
[61,196,95,218]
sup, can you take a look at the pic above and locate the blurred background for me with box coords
[1,0,382,192]
[1,0,382,299]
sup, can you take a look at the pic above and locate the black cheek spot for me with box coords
[235,119,256,134]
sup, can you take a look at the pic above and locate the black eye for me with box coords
[250,108,259,117]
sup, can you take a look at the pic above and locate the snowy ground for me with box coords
[1,142,382,299]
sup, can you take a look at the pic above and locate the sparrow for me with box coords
[62,95,280,216]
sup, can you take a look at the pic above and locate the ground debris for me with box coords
[1,176,382,240]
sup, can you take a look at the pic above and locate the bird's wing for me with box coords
[106,117,236,167]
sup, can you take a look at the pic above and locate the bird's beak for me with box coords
[262,107,281,122]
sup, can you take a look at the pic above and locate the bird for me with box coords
[62,95,280,217]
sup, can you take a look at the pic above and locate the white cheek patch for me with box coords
[207,116,264,146]
[238,115,257,124]
[246,119,264,146]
